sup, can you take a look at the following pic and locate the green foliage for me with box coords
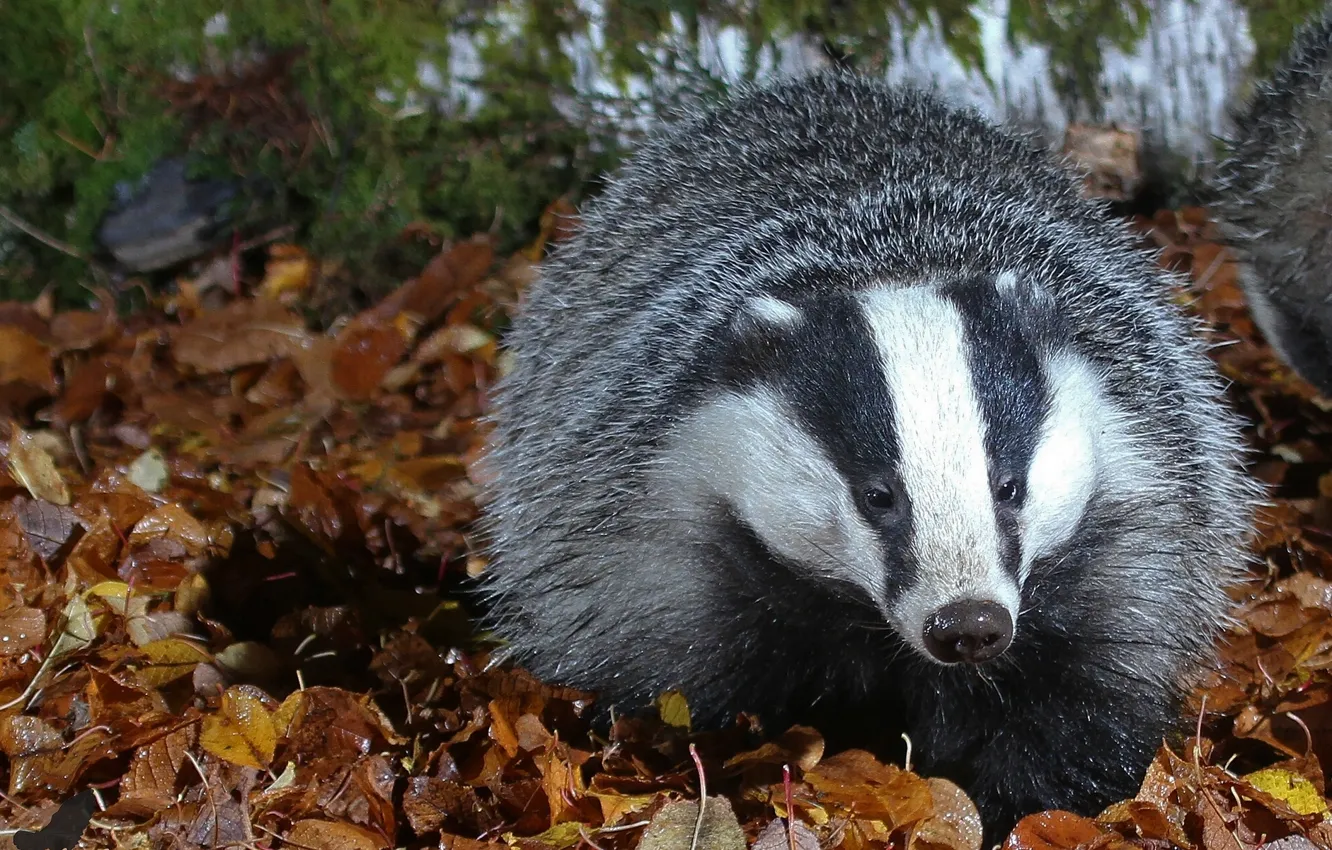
[1239,0,1331,78]
[0,0,1326,307]
[0,0,617,303]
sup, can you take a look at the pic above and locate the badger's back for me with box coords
[1212,5,1332,391]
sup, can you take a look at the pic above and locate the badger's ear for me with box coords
[735,295,805,329]
[717,295,804,382]
[993,270,1054,305]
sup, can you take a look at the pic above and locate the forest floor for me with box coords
[1,205,1331,850]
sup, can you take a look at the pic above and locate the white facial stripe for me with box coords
[743,295,805,326]
[1021,352,1100,579]
[661,387,885,602]
[858,286,1021,648]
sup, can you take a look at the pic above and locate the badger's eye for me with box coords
[862,486,897,512]
[994,477,1021,503]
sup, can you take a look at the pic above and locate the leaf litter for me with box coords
[0,205,1331,850]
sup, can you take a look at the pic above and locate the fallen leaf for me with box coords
[1004,811,1105,850]
[138,637,213,686]
[286,819,386,850]
[656,690,691,731]
[8,425,70,505]
[0,607,45,657]
[173,298,312,373]
[751,818,820,850]
[637,798,745,850]
[0,326,55,393]
[200,686,278,769]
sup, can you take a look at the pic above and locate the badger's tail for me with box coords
[1211,4,1332,393]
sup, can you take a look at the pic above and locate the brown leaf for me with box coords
[752,818,819,850]
[121,724,198,810]
[287,819,387,850]
[200,686,278,769]
[724,725,824,772]
[804,750,933,827]
[278,686,404,762]
[0,607,44,656]
[403,776,485,834]
[49,306,119,353]
[127,503,213,558]
[915,777,983,850]
[370,239,493,325]
[330,324,408,401]
[1004,811,1106,850]
[173,297,313,373]
[0,326,55,393]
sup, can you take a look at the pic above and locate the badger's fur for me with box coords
[482,74,1256,838]
[1211,3,1332,393]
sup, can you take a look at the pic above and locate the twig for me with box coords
[0,204,89,261]
[689,743,707,850]
[235,225,297,253]
[783,764,796,850]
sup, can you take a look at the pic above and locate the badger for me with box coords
[481,73,1257,839]
[1211,3,1332,393]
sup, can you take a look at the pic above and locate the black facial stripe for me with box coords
[940,276,1057,577]
[712,288,917,601]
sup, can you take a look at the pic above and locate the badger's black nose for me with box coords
[922,600,1013,664]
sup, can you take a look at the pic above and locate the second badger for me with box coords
[482,74,1257,837]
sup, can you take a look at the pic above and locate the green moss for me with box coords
[1,0,1326,308]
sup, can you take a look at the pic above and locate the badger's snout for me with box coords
[922,600,1013,663]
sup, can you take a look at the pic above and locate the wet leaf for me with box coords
[752,818,820,850]
[8,425,70,506]
[1004,811,1105,850]
[286,819,385,850]
[1244,767,1328,816]
[0,607,43,657]
[138,637,213,686]
[637,798,745,850]
[200,686,278,769]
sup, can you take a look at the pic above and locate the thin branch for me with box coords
[0,204,90,261]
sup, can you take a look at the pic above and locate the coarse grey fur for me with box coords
[1211,3,1332,393]
[481,73,1257,839]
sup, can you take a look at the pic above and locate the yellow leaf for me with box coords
[1245,767,1329,816]
[259,245,313,300]
[138,638,212,687]
[273,689,305,738]
[86,581,131,608]
[506,821,585,849]
[201,687,277,770]
[656,690,691,731]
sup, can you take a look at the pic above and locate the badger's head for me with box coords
[666,273,1126,666]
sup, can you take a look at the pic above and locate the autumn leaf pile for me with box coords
[2,206,1332,850]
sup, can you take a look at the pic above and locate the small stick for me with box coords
[689,743,707,850]
[783,764,796,850]
[0,204,89,261]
